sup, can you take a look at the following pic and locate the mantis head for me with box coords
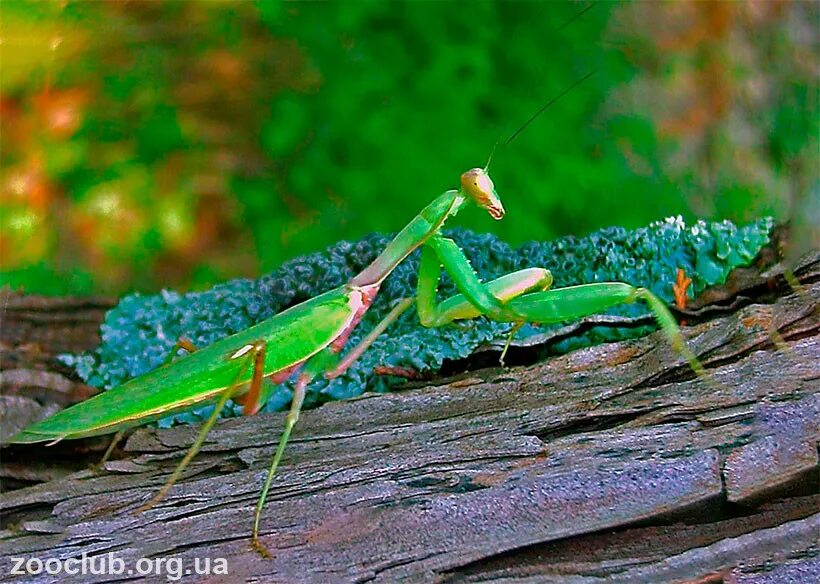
[460,168,505,220]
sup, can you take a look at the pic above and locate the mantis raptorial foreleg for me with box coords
[415,235,552,365]
[417,241,553,327]
[418,236,532,325]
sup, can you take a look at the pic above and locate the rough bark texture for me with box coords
[0,253,818,584]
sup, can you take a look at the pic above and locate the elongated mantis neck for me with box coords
[349,190,467,287]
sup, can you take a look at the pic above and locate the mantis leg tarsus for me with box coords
[251,538,273,559]
[45,434,67,447]
[764,268,808,357]
[783,268,809,301]
[136,340,265,514]
[767,323,793,356]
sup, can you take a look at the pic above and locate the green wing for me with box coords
[11,286,355,442]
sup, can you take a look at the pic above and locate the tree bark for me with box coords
[1,253,818,583]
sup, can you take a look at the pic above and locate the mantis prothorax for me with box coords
[8,77,706,556]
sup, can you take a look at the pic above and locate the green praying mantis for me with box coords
[8,76,706,557]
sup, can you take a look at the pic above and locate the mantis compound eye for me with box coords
[460,168,505,220]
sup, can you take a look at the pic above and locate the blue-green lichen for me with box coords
[62,216,774,426]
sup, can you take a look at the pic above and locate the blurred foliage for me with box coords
[0,0,817,295]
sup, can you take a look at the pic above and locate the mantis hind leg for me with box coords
[137,339,267,513]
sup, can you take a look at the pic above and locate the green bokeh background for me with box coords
[1,1,817,295]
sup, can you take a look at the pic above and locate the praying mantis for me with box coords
[7,78,706,557]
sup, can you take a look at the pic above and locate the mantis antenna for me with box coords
[483,2,599,171]
[503,69,598,148]
[483,140,500,173]
[483,69,598,173]
[557,1,598,32]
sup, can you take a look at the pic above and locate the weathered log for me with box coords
[0,254,817,583]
